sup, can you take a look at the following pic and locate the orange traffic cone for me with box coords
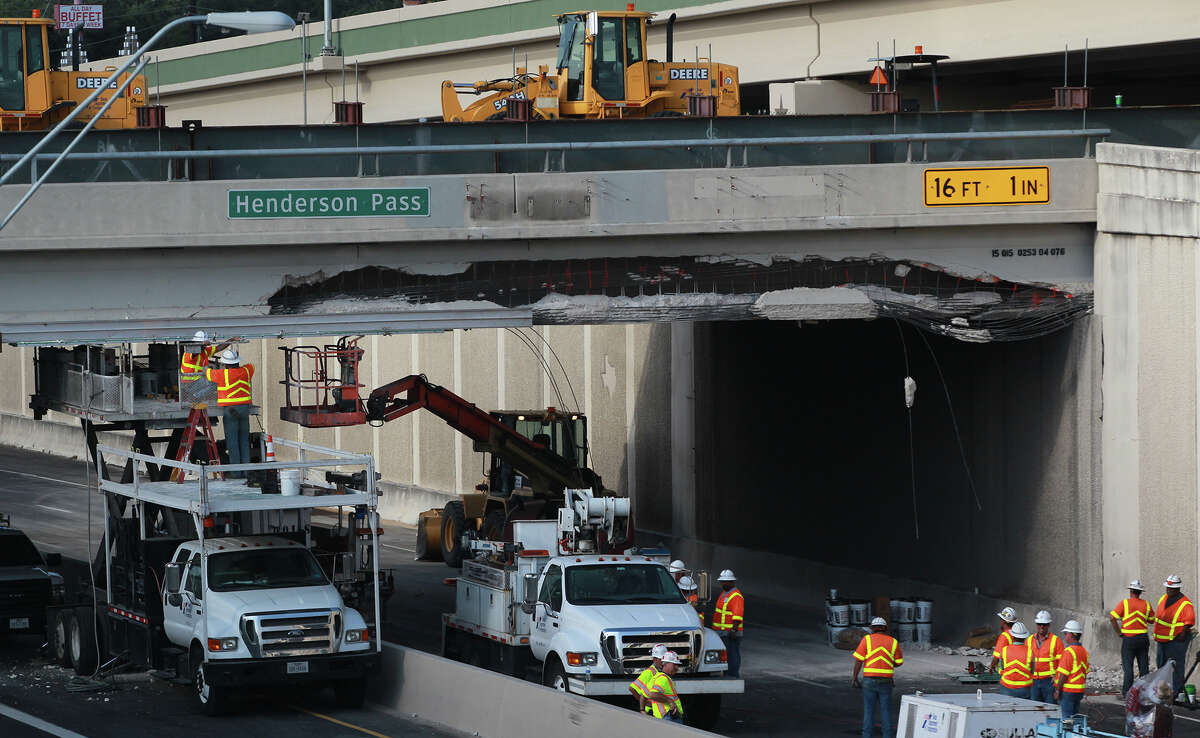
[264,434,276,463]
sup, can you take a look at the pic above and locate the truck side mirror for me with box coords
[165,562,183,593]
[44,553,62,566]
[521,573,538,614]
[696,571,710,603]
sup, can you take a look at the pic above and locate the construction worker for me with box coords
[628,643,666,714]
[1110,578,1152,696]
[206,349,254,479]
[1029,610,1063,704]
[713,569,744,678]
[179,332,238,384]
[852,616,903,738]
[679,575,703,623]
[669,559,687,584]
[998,621,1034,699]
[646,650,683,722]
[1054,620,1089,718]
[989,606,1018,673]
[1153,574,1195,697]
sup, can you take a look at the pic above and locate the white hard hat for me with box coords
[661,650,681,665]
[1034,610,1052,625]
[997,607,1017,623]
[651,644,667,660]
[669,560,686,574]
[1062,620,1084,635]
[192,330,208,342]
[870,616,888,627]
[678,575,697,591]
[1009,622,1030,640]
[1165,574,1183,589]
[717,569,736,582]
[218,349,240,365]
[1129,579,1145,591]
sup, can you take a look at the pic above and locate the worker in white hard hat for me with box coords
[989,606,1018,673]
[206,349,255,479]
[1029,610,1062,703]
[629,643,667,714]
[179,331,238,386]
[1153,574,1195,697]
[1054,620,1089,718]
[645,650,683,722]
[678,575,703,623]
[998,621,1035,699]
[668,559,687,584]
[713,569,743,678]
[1110,578,1152,695]
[852,616,903,738]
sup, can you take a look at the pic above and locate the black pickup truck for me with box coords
[0,513,63,639]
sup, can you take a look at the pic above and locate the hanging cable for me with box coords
[518,327,583,415]
[504,327,567,410]
[914,328,983,511]
[894,320,919,540]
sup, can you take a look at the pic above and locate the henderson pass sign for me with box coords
[227,187,430,219]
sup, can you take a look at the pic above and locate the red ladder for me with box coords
[172,403,222,483]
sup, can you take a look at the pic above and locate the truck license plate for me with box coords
[287,661,309,674]
[8,618,29,630]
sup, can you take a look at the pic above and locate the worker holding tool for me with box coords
[179,331,238,384]
[206,349,255,479]
[989,606,1019,673]
[852,616,903,738]
[1111,578,1152,696]
[628,643,666,714]
[669,560,687,584]
[998,621,1035,699]
[679,575,703,623]
[1153,574,1195,698]
[1054,620,1089,718]
[1030,610,1063,703]
[646,651,684,722]
[713,569,744,678]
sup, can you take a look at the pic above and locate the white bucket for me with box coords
[915,599,934,623]
[828,603,850,627]
[896,600,916,623]
[850,601,870,626]
[279,468,301,496]
[895,622,916,643]
[915,622,932,645]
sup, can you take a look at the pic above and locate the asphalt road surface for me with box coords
[4,443,1200,737]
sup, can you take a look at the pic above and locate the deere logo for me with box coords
[76,77,118,90]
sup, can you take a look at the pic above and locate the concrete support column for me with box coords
[670,322,696,540]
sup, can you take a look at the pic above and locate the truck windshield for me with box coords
[0,533,43,566]
[207,548,328,592]
[566,564,684,606]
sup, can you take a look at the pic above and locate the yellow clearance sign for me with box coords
[923,166,1050,207]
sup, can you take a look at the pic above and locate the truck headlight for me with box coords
[703,649,727,664]
[207,637,239,652]
[345,628,371,643]
[566,652,598,667]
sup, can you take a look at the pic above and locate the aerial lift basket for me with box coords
[279,336,367,427]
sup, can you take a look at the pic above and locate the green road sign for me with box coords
[228,187,430,219]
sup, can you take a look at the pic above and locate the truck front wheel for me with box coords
[192,648,230,716]
[333,676,367,708]
[542,656,568,692]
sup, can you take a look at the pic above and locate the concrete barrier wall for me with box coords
[369,642,713,737]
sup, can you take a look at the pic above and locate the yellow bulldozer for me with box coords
[0,14,149,131]
[441,7,739,122]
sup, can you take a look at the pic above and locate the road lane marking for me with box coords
[382,543,416,553]
[761,671,832,689]
[0,701,90,738]
[289,705,393,737]
[0,467,88,488]
[36,504,74,515]
[1175,712,1200,724]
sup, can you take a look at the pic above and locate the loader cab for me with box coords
[555,10,650,110]
[488,409,589,497]
[0,18,51,121]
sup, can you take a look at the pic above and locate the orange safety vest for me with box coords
[1057,643,1089,694]
[647,671,683,719]
[1153,593,1196,643]
[854,633,904,678]
[1110,597,1153,636]
[685,592,704,623]
[999,643,1034,689]
[992,627,1014,661]
[713,588,744,632]
[206,364,254,406]
[180,346,216,382]
[1029,633,1063,679]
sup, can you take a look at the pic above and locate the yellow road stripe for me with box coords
[289,705,393,738]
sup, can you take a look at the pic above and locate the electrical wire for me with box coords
[504,327,567,410]
[515,327,591,467]
[914,328,983,511]
[894,320,919,540]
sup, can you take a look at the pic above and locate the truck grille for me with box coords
[0,578,50,613]
[241,609,337,658]
[603,629,701,674]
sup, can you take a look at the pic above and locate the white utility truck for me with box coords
[74,439,386,714]
[442,488,743,730]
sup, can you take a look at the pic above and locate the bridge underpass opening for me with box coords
[649,315,1100,639]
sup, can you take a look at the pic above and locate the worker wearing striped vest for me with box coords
[989,606,1018,673]
[1054,620,1089,719]
[1029,611,1063,704]
[679,576,704,624]
[713,569,744,677]
[179,331,237,384]
[628,644,665,714]
[852,617,903,738]
[646,651,684,722]
[206,350,254,479]
[1109,578,1152,696]
[1153,574,1195,697]
[998,622,1035,699]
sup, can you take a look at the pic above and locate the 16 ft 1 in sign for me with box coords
[923,166,1050,207]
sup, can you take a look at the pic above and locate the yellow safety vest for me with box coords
[180,346,215,382]
[630,664,657,705]
[647,671,683,719]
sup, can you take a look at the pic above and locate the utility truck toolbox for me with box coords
[897,693,1058,738]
